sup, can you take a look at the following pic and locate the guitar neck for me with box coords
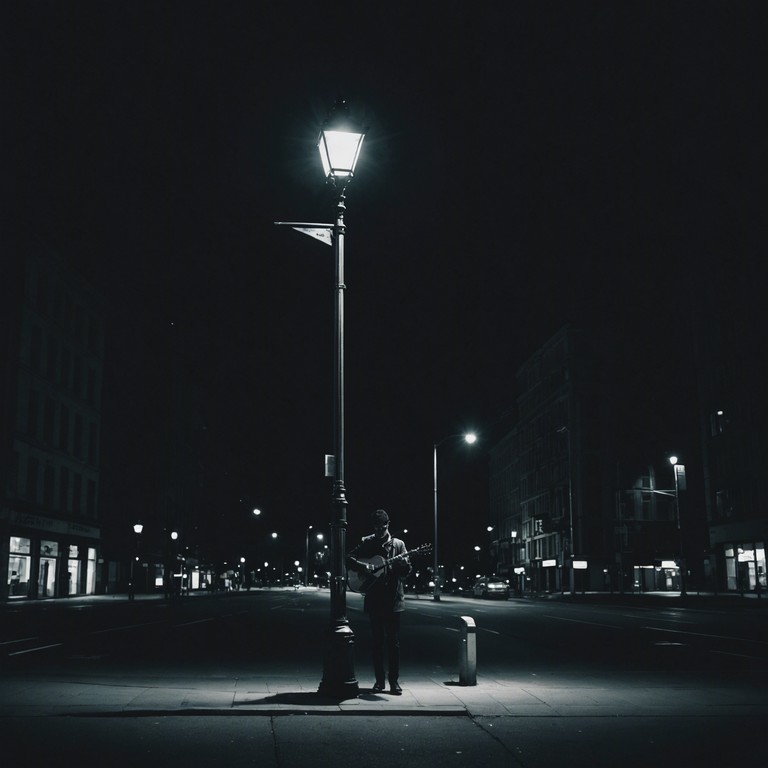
[382,546,428,569]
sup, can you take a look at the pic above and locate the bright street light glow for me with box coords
[464,433,477,444]
[669,455,678,465]
[317,129,365,179]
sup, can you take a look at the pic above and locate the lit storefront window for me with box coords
[86,547,96,594]
[725,542,766,592]
[8,537,32,598]
[68,544,80,596]
[39,539,59,598]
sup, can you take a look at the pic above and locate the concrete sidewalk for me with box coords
[3,666,768,719]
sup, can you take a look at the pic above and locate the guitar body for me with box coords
[346,555,387,594]
[346,544,431,594]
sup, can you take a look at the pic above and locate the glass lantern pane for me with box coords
[321,130,364,177]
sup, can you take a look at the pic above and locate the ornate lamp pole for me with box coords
[275,98,365,696]
[317,98,365,697]
[274,98,365,695]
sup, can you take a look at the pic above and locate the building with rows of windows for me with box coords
[1,236,104,600]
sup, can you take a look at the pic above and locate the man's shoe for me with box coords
[389,682,402,695]
[372,682,386,693]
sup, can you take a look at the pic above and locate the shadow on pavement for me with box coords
[235,691,356,706]
[236,687,392,707]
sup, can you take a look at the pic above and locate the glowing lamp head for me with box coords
[464,433,477,445]
[317,98,365,182]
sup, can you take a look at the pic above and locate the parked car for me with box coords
[472,576,509,599]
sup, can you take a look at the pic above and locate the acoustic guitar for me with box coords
[346,543,432,593]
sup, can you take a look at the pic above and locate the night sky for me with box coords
[7,2,765,566]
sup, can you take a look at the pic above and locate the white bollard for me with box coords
[458,615,477,686]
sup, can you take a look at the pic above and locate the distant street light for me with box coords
[305,527,323,587]
[129,522,143,601]
[170,531,182,596]
[433,432,477,601]
[669,455,687,597]
[557,426,575,594]
[305,525,313,587]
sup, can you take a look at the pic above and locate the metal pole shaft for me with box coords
[319,195,358,697]
[674,467,686,596]
[331,197,346,625]
[433,443,440,601]
[567,428,574,595]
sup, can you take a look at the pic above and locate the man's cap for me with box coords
[372,509,389,525]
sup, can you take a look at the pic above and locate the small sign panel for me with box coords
[675,464,687,491]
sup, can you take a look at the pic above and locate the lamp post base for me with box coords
[318,623,359,699]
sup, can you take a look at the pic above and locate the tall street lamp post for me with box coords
[669,455,687,597]
[305,527,324,587]
[171,530,181,596]
[305,526,313,588]
[129,522,143,600]
[433,432,477,601]
[557,426,575,594]
[319,99,364,698]
[275,98,365,696]
[275,99,364,695]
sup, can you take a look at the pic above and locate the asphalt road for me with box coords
[1,590,766,768]
[4,589,766,675]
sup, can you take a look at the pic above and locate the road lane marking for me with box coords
[9,643,63,656]
[175,618,214,627]
[710,649,765,661]
[0,637,40,646]
[544,615,622,629]
[643,626,768,645]
[90,621,164,634]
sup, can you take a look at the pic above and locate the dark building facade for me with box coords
[693,262,767,594]
[489,326,606,594]
[1,237,104,600]
[489,325,701,595]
